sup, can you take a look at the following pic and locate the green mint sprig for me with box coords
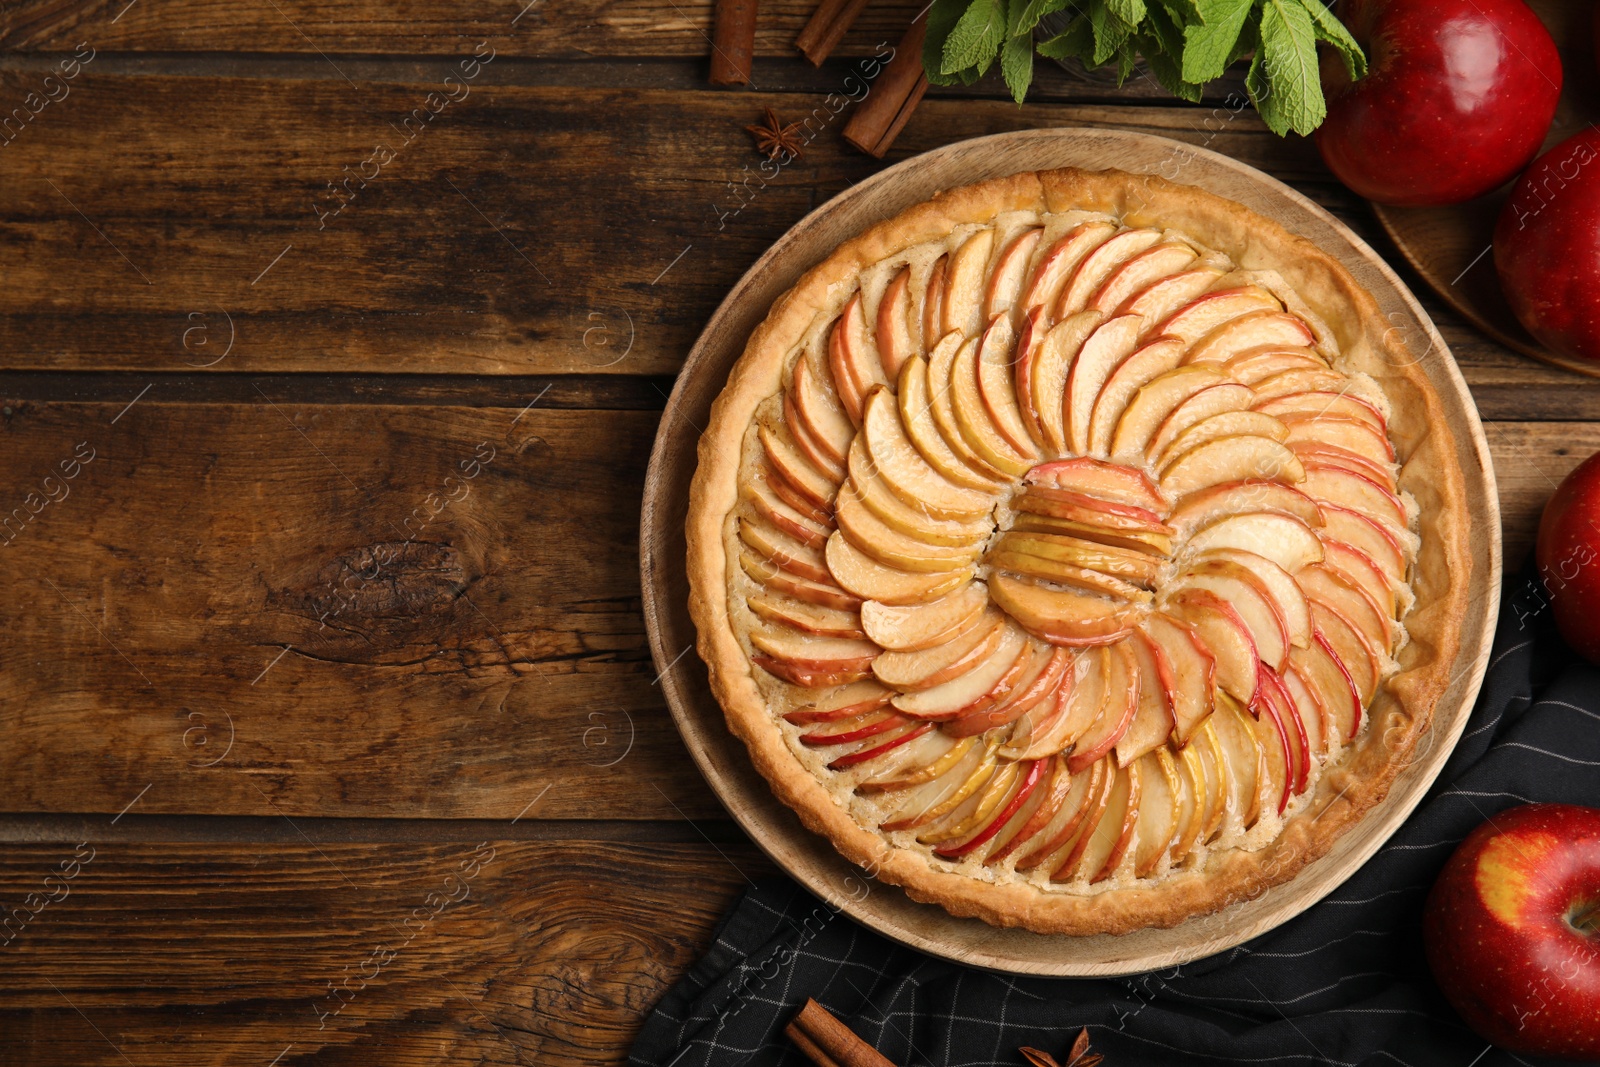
[923,0,1366,136]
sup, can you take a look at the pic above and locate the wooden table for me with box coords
[0,3,1589,1062]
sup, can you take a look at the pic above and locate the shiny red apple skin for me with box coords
[1495,129,1600,364]
[1424,803,1600,1059]
[1536,450,1600,662]
[1315,0,1562,207]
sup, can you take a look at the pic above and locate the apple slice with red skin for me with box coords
[826,531,972,606]
[1081,760,1141,883]
[975,313,1041,458]
[1183,510,1325,573]
[943,228,996,340]
[876,266,916,381]
[1065,314,1145,456]
[880,740,998,832]
[872,609,1004,690]
[1298,465,1407,529]
[1189,546,1312,649]
[1012,306,1050,450]
[1292,632,1363,743]
[1147,382,1256,462]
[919,759,1022,845]
[785,680,894,725]
[827,721,934,771]
[861,582,988,653]
[1014,485,1169,530]
[892,623,1030,719]
[984,227,1043,326]
[790,350,854,469]
[921,627,1038,721]
[985,755,1073,865]
[1021,221,1117,318]
[1291,440,1398,491]
[1088,337,1187,458]
[768,471,835,529]
[998,654,1075,761]
[828,294,889,424]
[1321,504,1408,588]
[934,758,1049,858]
[1027,309,1105,455]
[1055,228,1164,319]
[1167,479,1323,532]
[749,590,865,639]
[1206,698,1262,832]
[949,336,1033,477]
[1141,612,1216,745]
[1108,365,1226,464]
[988,551,1153,604]
[1281,659,1328,761]
[1015,757,1107,872]
[1280,412,1395,463]
[856,734,976,793]
[1167,587,1259,706]
[1249,672,1298,815]
[1172,558,1290,669]
[1090,242,1198,315]
[1025,457,1166,512]
[1252,368,1348,400]
[1323,538,1400,617]
[922,254,947,347]
[753,656,874,688]
[1156,285,1281,344]
[1010,513,1174,556]
[1160,435,1306,499]
[739,549,860,612]
[1299,563,1394,651]
[750,627,878,674]
[759,419,839,513]
[946,645,1072,737]
[1051,759,1122,881]
[785,389,847,483]
[1122,267,1224,325]
[1313,607,1379,712]
[990,573,1140,647]
[1132,749,1181,877]
[740,517,833,583]
[1256,664,1309,798]
[1183,310,1316,365]
[1256,390,1387,434]
[1115,629,1177,767]
[1154,410,1289,473]
[743,478,831,548]
[1068,639,1140,772]
[993,530,1162,586]
[1224,347,1325,385]
[799,708,909,747]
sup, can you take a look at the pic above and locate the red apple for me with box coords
[1424,803,1600,1059]
[1495,129,1600,364]
[1315,0,1562,207]
[1535,450,1600,662]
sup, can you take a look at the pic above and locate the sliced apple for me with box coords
[742,477,831,548]
[860,387,995,520]
[751,632,876,686]
[975,313,1041,458]
[1013,485,1169,532]
[1122,266,1224,324]
[1025,457,1166,512]
[1159,436,1305,498]
[834,483,983,574]
[759,417,840,512]
[1081,760,1140,883]
[1108,365,1226,465]
[1115,630,1176,767]
[1030,309,1105,454]
[992,530,1162,586]
[1153,410,1288,472]
[849,447,992,547]
[1183,310,1316,365]
[1090,242,1197,315]
[825,530,972,605]
[1167,479,1322,533]
[1015,757,1106,872]
[1067,638,1140,772]
[856,733,975,793]
[1146,382,1256,463]
[1021,221,1117,317]
[1290,441,1398,491]
[990,573,1139,647]
[934,757,1048,858]
[826,720,935,771]
[1155,285,1281,344]
[971,645,1073,732]
[1169,744,1208,866]
[898,350,1007,493]
[1299,563,1393,652]
[1256,390,1386,433]
[828,294,889,424]
[1009,512,1175,556]
[739,516,832,583]
[1088,337,1186,458]
[921,254,947,348]
[950,336,1032,476]
[785,679,893,725]
[1224,347,1325,386]
[1320,504,1408,588]
[1166,587,1257,706]
[927,320,1008,481]
[1141,612,1216,745]
[790,351,855,469]
[1190,547,1312,649]
[768,465,834,527]
[1281,661,1327,764]
[985,754,1073,864]
[876,266,916,381]
[1298,465,1407,529]
[749,590,865,639]
[988,550,1154,604]
[871,608,1003,690]
[1048,758,1119,881]
[860,582,987,652]
[1182,510,1324,573]
[1322,538,1400,616]
[892,622,1030,719]
[739,549,860,611]
[919,757,1023,846]
[1210,693,1264,831]
[1194,720,1230,844]
[1280,412,1396,466]
[1065,314,1144,457]
[1251,368,1348,400]
[1292,632,1362,744]
[880,740,998,831]
[942,228,996,340]
[1055,228,1164,319]
[1172,558,1289,669]
[799,707,909,747]
[1250,669,1297,815]
[984,227,1043,326]
[1311,602,1381,705]
[999,653,1077,761]
[1132,749,1180,877]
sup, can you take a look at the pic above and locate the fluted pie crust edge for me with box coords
[685,167,1470,936]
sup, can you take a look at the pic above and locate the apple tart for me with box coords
[686,168,1470,935]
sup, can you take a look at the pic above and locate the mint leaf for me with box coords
[1037,13,1095,60]
[1089,2,1135,65]
[1226,16,1258,66]
[1259,0,1325,134]
[923,0,974,85]
[942,0,1007,75]
[1114,38,1139,82]
[1106,0,1148,25]
[1246,47,1282,131]
[1140,30,1204,100]
[1001,0,1036,102]
[1182,0,1252,83]
[1011,0,1073,36]
[1301,0,1367,79]
[1143,1,1186,60]
[1154,0,1201,21]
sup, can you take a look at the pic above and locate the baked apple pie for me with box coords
[686,168,1469,935]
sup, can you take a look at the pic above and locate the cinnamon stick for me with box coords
[709,0,758,85]
[785,1020,845,1067]
[841,12,928,158]
[788,998,898,1067]
[794,0,872,66]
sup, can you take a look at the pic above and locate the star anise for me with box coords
[1020,1028,1103,1067]
[745,106,806,162]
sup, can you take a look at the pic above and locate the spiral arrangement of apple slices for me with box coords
[734,213,1417,889]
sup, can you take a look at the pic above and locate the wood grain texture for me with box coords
[0,837,772,1065]
[0,399,725,819]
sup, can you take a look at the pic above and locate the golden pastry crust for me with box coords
[685,168,1469,935]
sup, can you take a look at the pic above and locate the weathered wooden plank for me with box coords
[1485,422,1600,569]
[0,74,1567,392]
[0,399,730,819]
[0,837,776,1066]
